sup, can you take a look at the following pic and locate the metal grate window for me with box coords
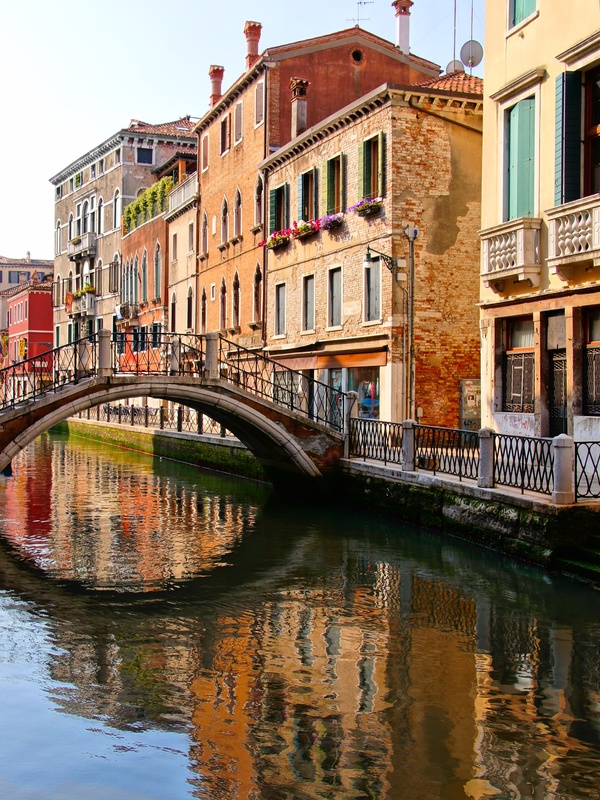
[503,351,534,413]
[585,346,600,415]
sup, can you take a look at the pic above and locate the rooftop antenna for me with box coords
[347,0,374,26]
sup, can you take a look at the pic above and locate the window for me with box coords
[233,190,242,238]
[55,221,62,255]
[141,251,148,302]
[201,289,207,334]
[220,280,227,330]
[89,197,96,233]
[506,97,535,219]
[269,184,289,233]
[253,265,262,322]
[324,154,345,214]
[187,288,193,330]
[171,292,177,332]
[188,221,194,252]
[97,198,104,234]
[202,135,209,171]
[328,267,342,328]
[151,323,162,349]
[55,326,60,349]
[201,213,209,254]
[172,232,178,261]
[255,81,265,126]
[359,133,385,200]
[76,203,82,236]
[585,67,600,196]
[82,200,89,234]
[114,149,121,165]
[52,275,62,307]
[68,214,74,241]
[132,256,139,304]
[109,256,120,294]
[503,318,535,412]
[302,274,315,331]
[75,171,83,188]
[221,198,229,243]
[232,273,240,329]
[234,101,243,144]
[99,158,105,175]
[113,190,121,229]
[55,185,62,200]
[364,260,381,322]
[509,0,535,28]
[298,169,317,221]
[91,163,96,179]
[585,308,600,414]
[137,147,153,164]
[255,175,263,226]
[275,283,286,336]
[154,245,162,299]
[220,114,231,155]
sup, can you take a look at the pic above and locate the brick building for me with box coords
[50,118,197,348]
[260,78,483,427]
[193,11,441,352]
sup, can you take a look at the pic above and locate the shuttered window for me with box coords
[255,82,265,126]
[510,0,535,27]
[364,261,381,322]
[268,184,289,233]
[302,274,315,331]
[555,72,582,205]
[507,98,535,220]
[234,102,243,144]
[298,169,318,221]
[322,154,345,214]
[328,267,342,328]
[358,133,385,201]
[275,283,286,336]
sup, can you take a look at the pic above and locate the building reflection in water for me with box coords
[0,432,598,799]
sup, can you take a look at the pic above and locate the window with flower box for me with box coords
[358,133,384,201]
[298,169,317,222]
[269,183,289,234]
[323,154,345,214]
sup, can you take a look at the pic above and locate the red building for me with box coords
[5,272,53,365]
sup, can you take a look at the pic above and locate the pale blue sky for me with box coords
[0,0,484,260]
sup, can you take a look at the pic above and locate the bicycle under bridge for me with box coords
[0,331,351,485]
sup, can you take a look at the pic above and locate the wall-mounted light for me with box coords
[363,245,398,275]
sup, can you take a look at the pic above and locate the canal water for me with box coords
[0,431,599,800]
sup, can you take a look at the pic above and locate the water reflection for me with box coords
[0,433,599,799]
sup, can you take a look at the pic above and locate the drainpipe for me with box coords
[261,63,269,347]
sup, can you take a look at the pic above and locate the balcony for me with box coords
[116,302,140,323]
[166,174,198,218]
[547,194,600,279]
[67,231,96,260]
[480,217,542,292]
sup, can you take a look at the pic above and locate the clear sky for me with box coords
[1,0,484,261]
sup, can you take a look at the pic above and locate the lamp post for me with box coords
[404,224,418,420]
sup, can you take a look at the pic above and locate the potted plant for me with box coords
[350,197,383,216]
[320,212,344,230]
[292,219,321,239]
[259,229,292,249]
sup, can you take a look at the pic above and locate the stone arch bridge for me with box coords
[0,331,351,485]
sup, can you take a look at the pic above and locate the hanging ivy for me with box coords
[122,176,175,232]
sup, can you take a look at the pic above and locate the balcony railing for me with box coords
[69,293,96,317]
[67,231,96,260]
[167,174,198,216]
[547,194,600,278]
[480,217,542,292]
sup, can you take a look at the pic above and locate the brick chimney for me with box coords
[209,65,225,107]
[290,78,310,139]
[392,0,413,54]
[244,21,262,70]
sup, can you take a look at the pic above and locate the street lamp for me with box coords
[404,224,418,420]
[363,245,398,275]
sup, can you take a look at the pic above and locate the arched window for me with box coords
[232,272,240,329]
[253,264,262,322]
[96,259,103,296]
[141,251,148,302]
[221,197,229,243]
[154,244,161,301]
[220,279,227,330]
[201,212,208,254]
[133,255,139,304]
[187,287,193,330]
[97,198,104,234]
[67,270,73,294]
[234,190,242,238]
[201,288,207,334]
[55,273,62,306]
[170,292,177,332]
[122,260,129,303]
[113,189,121,229]
[82,201,89,234]
[55,221,61,255]
[255,175,263,226]
[68,214,74,241]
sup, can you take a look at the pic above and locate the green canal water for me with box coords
[0,430,599,799]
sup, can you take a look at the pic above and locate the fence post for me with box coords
[478,428,495,488]
[198,413,203,434]
[159,406,164,430]
[343,392,358,458]
[97,329,112,377]
[177,405,183,432]
[131,406,135,426]
[145,406,149,428]
[220,424,226,438]
[552,434,575,505]
[205,332,220,379]
[402,419,416,472]
[170,336,181,376]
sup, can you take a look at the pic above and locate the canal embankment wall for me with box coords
[55,418,600,583]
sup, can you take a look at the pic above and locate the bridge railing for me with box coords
[111,332,205,376]
[0,334,98,411]
[219,338,346,431]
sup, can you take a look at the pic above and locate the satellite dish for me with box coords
[460,39,483,68]
[446,60,465,74]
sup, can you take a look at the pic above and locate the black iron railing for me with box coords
[111,332,205,377]
[415,425,479,481]
[493,433,553,494]
[575,442,600,500]
[349,418,403,464]
[84,404,230,437]
[0,334,98,411]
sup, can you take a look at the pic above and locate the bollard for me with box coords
[343,392,358,458]
[552,434,575,505]
[477,428,495,488]
[97,329,112,377]
[402,419,416,472]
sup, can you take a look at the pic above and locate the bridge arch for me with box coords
[0,377,343,483]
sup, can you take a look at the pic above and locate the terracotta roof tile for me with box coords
[124,116,198,137]
[416,71,483,95]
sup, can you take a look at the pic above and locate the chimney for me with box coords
[26,251,31,262]
[290,78,310,139]
[392,0,413,54]
[209,65,225,107]
[244,21,262,70]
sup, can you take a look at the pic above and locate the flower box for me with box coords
[320,213,344,230]
[266,236,290,250]
[292,220,321,239]
[350,198,383,217]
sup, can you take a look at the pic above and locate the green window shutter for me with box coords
[297,175,304,222]
[340,153,347,211]
[358,142,365,200]
[508,98,535,219]
[283,183,290,229]
[312,167,318,219]
[555,72,582,206]
[377,131,385,197]
[512,0,535,26]
[322,162,329,216]
[269,188,277,233]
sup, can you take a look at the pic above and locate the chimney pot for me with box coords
[244,21,262,70]
[290,78,310,138]
[392,0,413,53]
[208,65,225,107]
